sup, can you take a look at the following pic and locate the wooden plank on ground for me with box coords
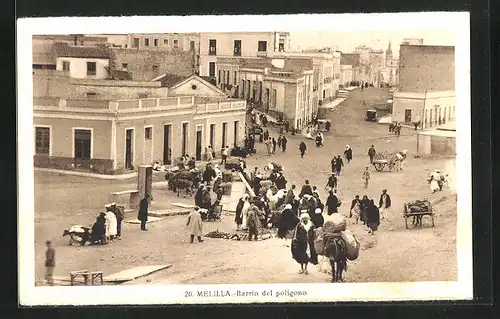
[149,208,191,217]
[171,203,196,209]
[126,216,163,224]
[103,265,172,282]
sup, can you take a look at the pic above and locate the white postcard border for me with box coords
[17,12,472,305]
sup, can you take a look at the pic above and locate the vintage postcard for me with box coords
[17,13,472,305]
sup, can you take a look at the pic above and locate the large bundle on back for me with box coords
[323,214,347,233]
[340,229,360,261]
[407,199,430,213]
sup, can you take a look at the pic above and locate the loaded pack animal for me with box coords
[165,169,200,196]
[63,225,91,246]
[324,235,348,282]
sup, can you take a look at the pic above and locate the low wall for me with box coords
[34,156,115,174]
[417,133,456,157]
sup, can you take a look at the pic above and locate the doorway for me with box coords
[144,126,153,165]
[404,109,412,123]
[196,126,203,161]
[233,121,239,147]
[163,124,172,165]
[222,122,227,148]
[74,129,92,168]
[125,129,134,170]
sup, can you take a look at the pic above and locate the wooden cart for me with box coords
[371,153,398,172]
[403,201,434,229]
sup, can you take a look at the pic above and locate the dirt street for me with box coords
[33,87,457,285]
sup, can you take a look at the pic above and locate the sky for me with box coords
[289,30,456,57]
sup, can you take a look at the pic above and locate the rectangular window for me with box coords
[209,62,216,77]
[154,39,159,47]
[226,71,229,85]
[121,63,128,70]
[234,71,237,85]
[144,38,150,46]
[218,70,221,84]
[222,123,227,148]
[210,124,215,148]
[35,127,50,155]
[190,41,195,50]
[164,39,168,45]
[145,127,152,140]
[74,129,91,160]
[182,123,188,156]
[209,39,217,55]
[258,41,267,52]
[234,40,242,56]
[86,92,99,98]
[86,62,96,76]
[62,61,70,71]
[133,38,139,47]
[173,39,179,48]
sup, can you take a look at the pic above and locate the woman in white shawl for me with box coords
[104,204,118,241]
[240,197,251,231]
[291,213,318,274]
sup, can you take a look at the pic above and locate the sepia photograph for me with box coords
[17,13,472,305]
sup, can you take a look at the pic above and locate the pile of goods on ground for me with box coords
[205,229,273,241]
[314,214,360,261]
[406,199,431,213]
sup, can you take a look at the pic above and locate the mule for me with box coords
[324,236,348,282]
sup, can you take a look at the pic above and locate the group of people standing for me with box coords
[90,203,125,244]
[349,189,392,234]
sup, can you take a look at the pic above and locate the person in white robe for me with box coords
[241,198,251,230]
[104,204,118,240]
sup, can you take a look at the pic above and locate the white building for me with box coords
[54,43,110,79]
[198,32,290,78]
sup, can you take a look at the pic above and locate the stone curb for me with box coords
[35,168,137,180]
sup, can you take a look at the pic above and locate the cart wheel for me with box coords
[405,216,409,229]
[374,163,384,171]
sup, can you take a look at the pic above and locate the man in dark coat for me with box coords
[326,173,338,190]
[335,155,344,176]
[200,188,212,210]
[331,157,337,174]
[326,190,340,215]
[378,189,392,221]
[299,180,313,198]
[349,195,362,220]
[366,199,380,235]
[138,196,149,231]
[277,204,299,239]
[368,145,376,164]
[325,120,331,132]
[194,185,204,207]
[275,172,287,190]
[360,195,371,225]
[90,214,107,244]
[188,157,196,170]
[311,208,324,228]
[299,141,307,158]
[203,165,215,184]
[272,137,277,154]
[344,145,353,163]
[281,136,288,152]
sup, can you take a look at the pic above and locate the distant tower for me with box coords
[385,41,393,66]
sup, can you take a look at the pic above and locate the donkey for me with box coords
[324,235,348,282]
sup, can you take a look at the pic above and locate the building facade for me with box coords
[33,74,246,174]
[198,32,290,79]
[392,44,456,128]
[215,56,314,129]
